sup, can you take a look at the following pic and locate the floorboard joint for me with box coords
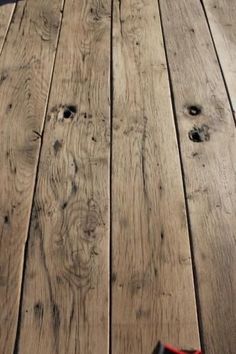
[109,1,114,354]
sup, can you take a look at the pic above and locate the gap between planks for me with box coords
[109,1,114,354]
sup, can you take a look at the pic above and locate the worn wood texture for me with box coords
[16,1,111,353]
[202,0,236,118]
[0,0,63,352]
[0,1,15,54]
[160,1,236,353]
[112,1,200,353]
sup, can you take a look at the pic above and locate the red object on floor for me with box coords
[154,341,202,354]
[165,343,201,354]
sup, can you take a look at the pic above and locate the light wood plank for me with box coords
[17,1,111,353]
[202,0,236,117]
[0,0,64,352]
[112,1,200,353]
[0,1,15,54]
[160,1,236,353]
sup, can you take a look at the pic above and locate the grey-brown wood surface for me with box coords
[0,1,15,53]
[0,0,64,352]
[16,0,111,353]
[202,0,236,119]
[160,0,236,353]
[0,0,235,353]
[111,0,199,353]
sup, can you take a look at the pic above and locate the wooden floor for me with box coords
[0,0,235,353]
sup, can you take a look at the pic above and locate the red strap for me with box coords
[165,344,202,354]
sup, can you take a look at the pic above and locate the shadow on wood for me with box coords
[0,0,17,5]
[152,342,162,354]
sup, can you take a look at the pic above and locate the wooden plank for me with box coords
[0,0,64,352]
[112,1,200,353]
[201,0,236,118]
[0,1,15,54]
[16,1,111,353]
[160,1,236,353]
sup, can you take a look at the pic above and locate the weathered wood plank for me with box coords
[0,0,64,352]
[160,1,236,353]
[0,1,15,54]
[202,0,236,118]
[112,1,200,353]
[16,1,111,353]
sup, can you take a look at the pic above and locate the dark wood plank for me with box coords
[160,1,236,353]
[0,0,64,352]
[111,1,200,353]
[16,1,111,353]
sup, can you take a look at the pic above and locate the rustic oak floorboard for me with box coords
[160,1,236,353]
[201,0,236,120]
[16,1,111,353]
[0,0,64,353]
[111,1,200,353]
[0,1,15,54]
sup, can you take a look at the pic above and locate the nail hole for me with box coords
[63,109,72,119]
[189,125,210,143]
[189,131,202,142]
[63,105,77,119]
[67,105,77,113]
[188,105,202,116]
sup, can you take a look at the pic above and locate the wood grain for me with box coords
[111,1,200,353]
[202,0,236,119]
[160,1,236,353]
[0,0,64,352]
[16,1,111,353]
[0,1,15,54]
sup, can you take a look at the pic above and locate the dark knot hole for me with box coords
[189,130,202,142]
[188,105,202,116]
[63,105,77,119]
